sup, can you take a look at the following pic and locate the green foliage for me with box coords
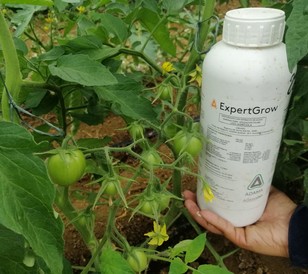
[286,0,308,71]
[0,224,40,274]
[95,76,158,124]
[48,54,118,86]
[136,7,176,56]
[100,248,135,274]
[273,0,308,193]
[0,0,52,6]
[0,122,64,274]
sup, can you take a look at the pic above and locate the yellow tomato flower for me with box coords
[161,61,175,74]
[144,221,169,246]
[188,64,202,87]
[45,16,54,24]
[203,184,214,203]
[76,6,86,14]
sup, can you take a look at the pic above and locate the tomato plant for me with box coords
[47,149,86,186]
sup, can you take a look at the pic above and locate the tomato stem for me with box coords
[54,186,98,253]
[183,0,216,75]
[0,11,23,122]
[182,207,228,268]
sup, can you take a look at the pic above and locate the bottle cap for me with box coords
[222,8,285,47]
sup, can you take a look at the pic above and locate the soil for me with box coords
[61,114,308,274]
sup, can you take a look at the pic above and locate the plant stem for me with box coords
[0,11,23,122]
[119,48,163,74]
[176,0,216,118]
[54,187,98,253]
[183,0,216,75]
[182,208,227,268]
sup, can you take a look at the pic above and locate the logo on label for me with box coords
[211,99,217,109]
[220,102,278,115]
[248,174,264,190]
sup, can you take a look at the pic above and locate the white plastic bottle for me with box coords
[197,8,296,227]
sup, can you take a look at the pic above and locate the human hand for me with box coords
[183,187,297,257]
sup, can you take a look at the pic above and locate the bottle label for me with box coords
[199,96,288,210]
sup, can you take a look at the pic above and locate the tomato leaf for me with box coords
[162,0,190,15]
[185,233,206,264]
[0,224,40,274]
[137,8,176,56]
[65,35,120,61]
[98,13,129,43]
[10,5,46,37]
[193,264,233,274]
[100,248,134,274]
[95,75,159,124]
[48,54,117,86]
[170,239,192,258]
[169,257,188,274]
[0,122,64,274]
[0,0,53,6]
[65,35,102,51]
[286,0,308,71]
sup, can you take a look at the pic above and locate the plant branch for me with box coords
[119,48,163,74]
[54,186,98,252]
[183,0,216,75]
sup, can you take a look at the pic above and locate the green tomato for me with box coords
[129,123,144,141]
[158,84,172,100]
[127,249,148,273]
[163,123,178,140]
[185,136,203,156]
[159,194,171,211]
[173,131,203,157]
[103,181,117,196]
[141,150,162,169]
[47,149,86,186]
[139,200,156,215]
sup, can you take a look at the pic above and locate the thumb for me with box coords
[199,210,245,247]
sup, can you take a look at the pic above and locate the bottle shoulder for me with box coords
[203,41,290,76]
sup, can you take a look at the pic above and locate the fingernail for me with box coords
[196,211,202,217]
